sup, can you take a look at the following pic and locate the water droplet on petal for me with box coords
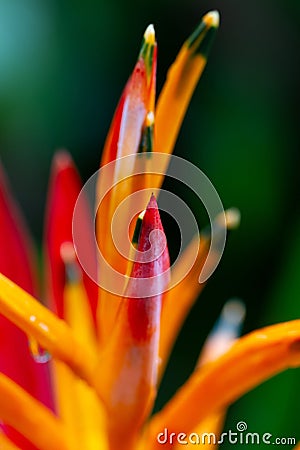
[28,337,51,364]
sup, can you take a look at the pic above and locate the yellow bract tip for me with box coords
[139,210,146,220]
[224,207,241,230]
[144,24,155,45]
[146,111,154,127]
[203,10,220,28]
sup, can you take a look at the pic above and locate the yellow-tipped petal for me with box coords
[97,26,158,347]
[146,320,300,449]
[53,361,109,450]
[61,243,98,352]
[0,373,71,450]
[139,25,157,114]
[52,361,80,450]
[154,10,219,181]
[53,246,108,450]
[100,22,156,168]
[151,11,219,192]
[0,432,21,450]
[144,24,155,46]
[72,378,109,450]
[0,273,97,387]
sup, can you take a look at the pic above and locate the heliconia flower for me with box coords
[0,10,299,450]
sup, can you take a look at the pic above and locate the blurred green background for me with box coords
[0,0,300,445]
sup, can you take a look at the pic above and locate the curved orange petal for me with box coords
[147,320,300,449]
[0,373,71,450]
[0,273,97,387]
[159,208,240,376]
[175,300,246,450]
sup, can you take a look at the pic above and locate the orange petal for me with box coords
[159,208,240,376]
[147,320,300,449]
[0,373,71,450]
[52,360,108,450]
[0,273,97,387]
[174,300,246,450]
[159,234,208,376]
[155,11,219,156]
[153,11,219,189]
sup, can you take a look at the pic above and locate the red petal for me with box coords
[0,163,53,448]
[99,195,170,448]
[100,25,158,167]
[100,59,147,167]
[44,151,98,323]
[127,195,170,341]
[0,163,36,294]
[100,90,126,167]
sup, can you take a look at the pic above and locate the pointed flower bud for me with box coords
[96,27,158,344]
[101,24,157,167]
[98,195,170,449]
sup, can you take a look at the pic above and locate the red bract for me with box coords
[0,163,53,450]
[98,196,170,449]
[45,151,98,323]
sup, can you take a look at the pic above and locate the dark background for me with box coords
[0,0,300,443]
